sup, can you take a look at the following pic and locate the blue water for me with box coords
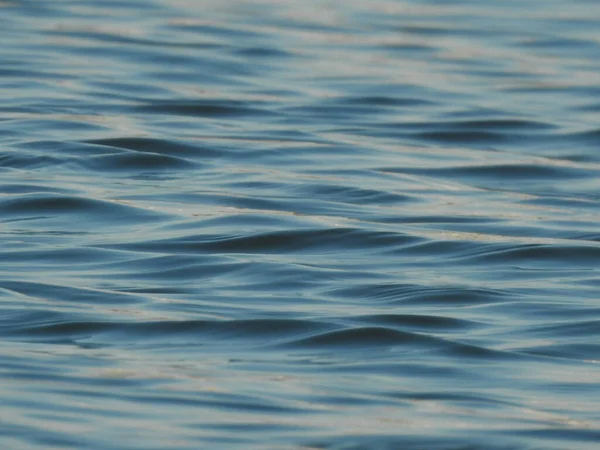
[1,0,600,449]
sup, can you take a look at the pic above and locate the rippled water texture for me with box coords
[2,0,600,449]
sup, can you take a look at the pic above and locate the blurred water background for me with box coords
[1,0,600,448]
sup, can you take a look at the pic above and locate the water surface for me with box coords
[1,0,600,449]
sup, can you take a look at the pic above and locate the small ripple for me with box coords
[411,130,511,144]
[6,317,336,347]
[334,95,435,107]
[286,326,433,348]
[342,314,483,333]
[385,162,595,181]
[0,151,67,169]
[511,428,600,445]
[0,193,170,225]
[0,281,146,306]
[282,325,512,361]
[234,46,292,59]
[100,227,422,255]
[86,151,196,172]
[460,243,600,267]
[305,434,524,450]
[328,283,511,306]
[0,183,76,195]
[134,99,275,118]
[0,247,135,266]
[286,183,415,206]
[84,137,223,159]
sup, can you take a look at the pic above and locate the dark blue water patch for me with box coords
[575,102,600,112]
[500,84,600,97]
[283,326,436,349]
[0,425,88,450]
[387,389,520,408]
[334,95,436,108]
[379,162,599,195]
[90,257,246,283]
[4,318,520,372]
[122,390,314,417]
[0,193,171,226]
[411,130,515,145]
[375,118,558,140]
[6,317,338,347]
[97,227,423,255]
[277,326,513,362]
[326,283,512,307]
[456,243,600,268]
[397,23,502,39]
[440,119,557,131]
[375,42,439,56]
[233,46,294,59]
[0,150,72,170]
[564,128,600,146]
[515,34,600,51]
[133,99,277,118]
[0,310,79,335]
[86,150,197,173]
[1,118,117,140]
[187,420,311,435]
[340,313,483,333]
[376,214,499,225]
[281,97,436,124]
[0,68,73,81]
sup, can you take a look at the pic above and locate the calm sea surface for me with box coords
[1,1,600,449]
